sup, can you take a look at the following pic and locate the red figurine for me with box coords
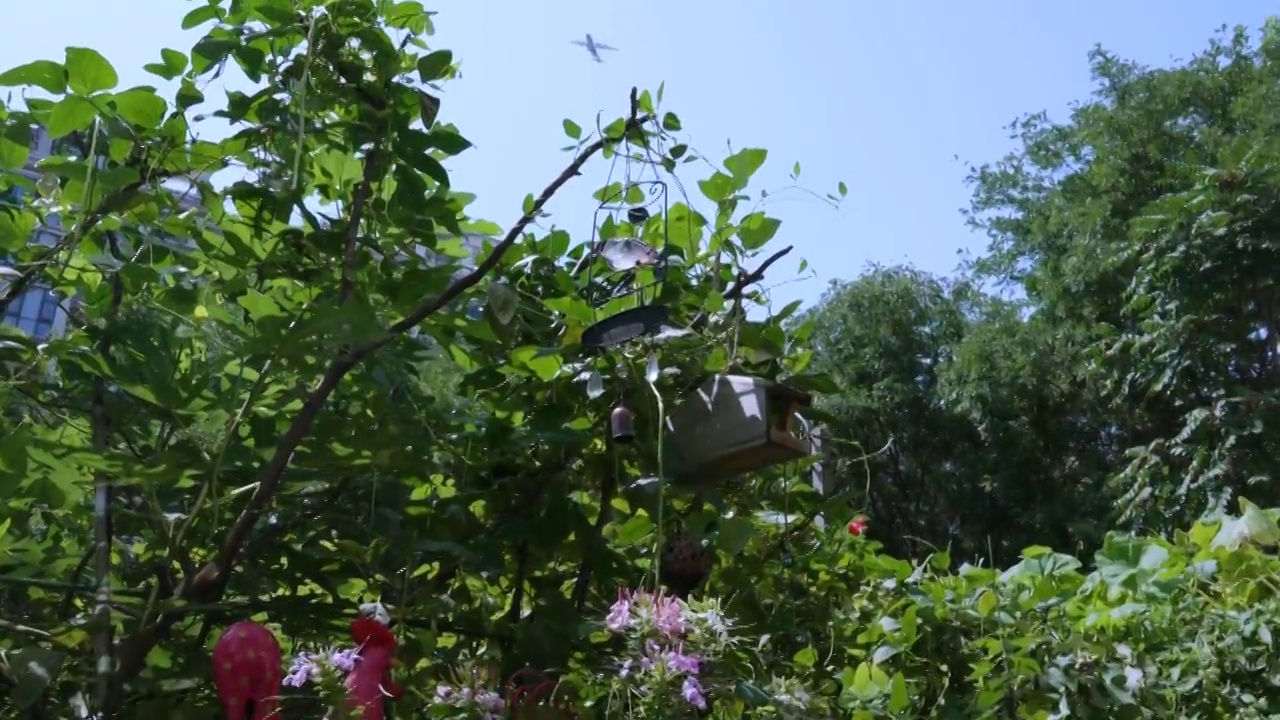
[344,602,404,720]
[212,620,283,720]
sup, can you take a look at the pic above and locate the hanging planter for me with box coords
[666,374,812,481]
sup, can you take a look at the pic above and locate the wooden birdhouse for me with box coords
[667,374,813,481]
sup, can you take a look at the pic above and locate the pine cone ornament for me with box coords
[660,531,715,598]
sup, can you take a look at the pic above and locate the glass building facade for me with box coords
[2,285,59,341]
[0,128,66,343]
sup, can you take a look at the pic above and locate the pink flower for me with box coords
[664,644,700,675]
[652,593,687,638]
[682,676,707,710]
[606,589,633,632]
[847,517,869,536]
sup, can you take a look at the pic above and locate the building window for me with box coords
[2,285,59,341]
[0,186,23,207]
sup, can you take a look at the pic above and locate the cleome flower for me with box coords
[282,646,361,688]
[605,588,733,714]
[432,682,506,720]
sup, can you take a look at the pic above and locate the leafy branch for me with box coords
[111,92,655,685]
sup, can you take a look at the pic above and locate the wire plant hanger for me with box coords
[578,117,687,350]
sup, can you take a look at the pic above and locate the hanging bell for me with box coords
[610,404,635,444]
[626,206,650,225]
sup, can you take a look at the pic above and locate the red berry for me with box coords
[847,517,868,536]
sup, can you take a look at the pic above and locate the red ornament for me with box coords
[344,615,403,720]
[847,517,868,536]
[211,621,283,720]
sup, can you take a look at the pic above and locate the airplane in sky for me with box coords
[571,34,617,63]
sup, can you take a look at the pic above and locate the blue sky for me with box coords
[1,1,1274,311]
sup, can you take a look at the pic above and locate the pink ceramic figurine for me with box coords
[211,620,283,720]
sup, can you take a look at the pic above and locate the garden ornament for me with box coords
[344,601,404,720]
[211,620,283,720]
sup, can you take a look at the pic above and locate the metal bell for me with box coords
[610,404,635,443]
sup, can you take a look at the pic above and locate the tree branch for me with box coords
[0,618,53,641]
[724,244,792,301]
[92,244,126,715]
[338,146,379,305]
[691,244,794,330]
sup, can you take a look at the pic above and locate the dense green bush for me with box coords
[720,498,1280,719]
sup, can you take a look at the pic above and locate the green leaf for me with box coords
[417,50,453,82]
[976,588,997,618]
[510,345,561,381]
[847,662,883,700]
[0,428,31,491]
[0,208,37,252]
[7,647,64,710]
[191,37,237,76]
[792,645,818,669]
[45,95,97,138]
[734,681,770,706]
[0,122,32,171]
[145,646,173,669]
[736,212,781,250]
[783,372,839,394]
[144,48,189,80]
[888,672,909,712]
[613,513,653,546]
[724,147,767,181]
[112,88,167,128]
[425,128,471,155]
[562,118,582,140]
[715,517,754,554]
[487,280,518,325]
[662,112,682,131]
[64,47,118,94]
[237,290,285,321]
[837,180,848,197]
[697,172,735,203]
[181,3,223,29]
[176,79,205,110]
[0,60,67,94]
[418,90,441,128]
[387,1,430,32]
